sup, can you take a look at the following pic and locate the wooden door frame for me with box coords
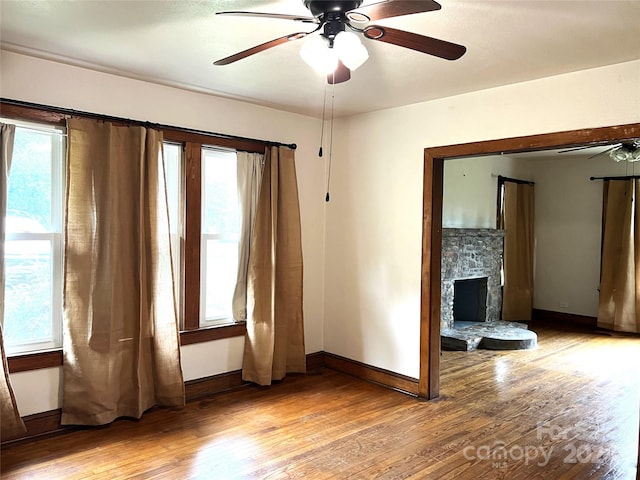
[419,122,640,400]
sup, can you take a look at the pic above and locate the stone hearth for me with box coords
[441,321,537,351]
[440,228,537,351]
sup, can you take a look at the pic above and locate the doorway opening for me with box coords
[419,122,640,400]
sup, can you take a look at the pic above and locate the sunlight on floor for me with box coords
[549,336,640,378]
[191,436,260,478]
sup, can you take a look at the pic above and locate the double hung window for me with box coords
[3,121,65,354]
[200,147,240,326]
[2,111,250,358]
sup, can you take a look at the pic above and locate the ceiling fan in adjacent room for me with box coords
[213,0,467,84]
[559,139,640,162]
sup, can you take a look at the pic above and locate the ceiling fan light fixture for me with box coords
[334,31,369,70]
[630,148,640,163]
[300,36,338,74]
[611,145,633,162]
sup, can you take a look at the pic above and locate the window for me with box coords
[162,142,184,325]
[3,127,245,354]
[3,121,65,354]
[2,101,264,360]
[200,147,240,325]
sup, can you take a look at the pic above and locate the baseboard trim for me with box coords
[3,371,250,449]
[305,351,325,371]
[2,351,416,448]
[322,352,419,397]
[532,309,597,328]
[1,409,65,448]
[184,370,247,402]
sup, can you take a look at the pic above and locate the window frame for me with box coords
[179,137,254,331]
[3,119,65,355]
[161,141,185,328]
[199,146,240,327]
[1,101,265,371]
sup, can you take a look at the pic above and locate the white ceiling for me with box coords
[1,0,640,119]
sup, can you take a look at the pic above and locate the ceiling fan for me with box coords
[213,0,466,84]
[559,140,640,162]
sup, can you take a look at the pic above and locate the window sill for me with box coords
[180,321,246,346]
[7,322,247,373]
[7,350,63,373]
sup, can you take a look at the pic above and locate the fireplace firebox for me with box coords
[453,277,488,323]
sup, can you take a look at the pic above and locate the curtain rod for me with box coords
[590,175,640,181]
[497,175,535,185]
[0,98,297,150]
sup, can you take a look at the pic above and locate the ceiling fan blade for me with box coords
[558,145,604,154]
[587,146,617,160]
[350,0,441,22]
[364,25,466,60]
[214,31,310,66]
[328,60,351,84]
[215,11,316,23]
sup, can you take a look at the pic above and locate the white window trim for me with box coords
[199,146,239,327]
[200,233,239,326]
[4,122,65,355]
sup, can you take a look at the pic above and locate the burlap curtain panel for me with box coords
[501,182,535,321]
[0,122,27,440]
[597,179,640,333]
[62,118,184,426]
[242,146,306,386]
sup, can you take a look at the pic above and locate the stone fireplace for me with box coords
[441,228,504,331]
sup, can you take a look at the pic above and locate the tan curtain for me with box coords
[501,182,535,321]
[597,179,640,333]
[62,118,184,426]
[242,146,306,385]
[1,122,27,440]
[232,151,264,321]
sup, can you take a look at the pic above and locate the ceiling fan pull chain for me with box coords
[326,77,336,203]
[319,81,328,157]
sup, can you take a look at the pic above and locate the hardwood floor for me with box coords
[2,323,639,479]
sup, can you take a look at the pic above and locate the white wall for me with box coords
[324,60,640,379]
[1,51,326,415]
[528,152,633,317]
[443,155,532,228]
[442,149,633,320]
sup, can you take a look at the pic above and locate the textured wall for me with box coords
[441,229,504,330]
